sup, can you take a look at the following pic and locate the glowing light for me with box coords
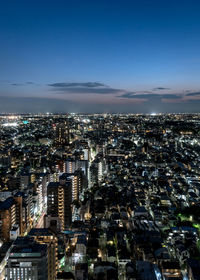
[151,112,157,116]
[2,122,18,127]
[82,119,90,123]
[8,116,19,120]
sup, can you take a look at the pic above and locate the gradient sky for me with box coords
[1,0,200,113]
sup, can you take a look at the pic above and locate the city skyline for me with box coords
[1,0,200,113]
[1,112,200,280]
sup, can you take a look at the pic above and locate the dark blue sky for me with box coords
[1,0,200,113]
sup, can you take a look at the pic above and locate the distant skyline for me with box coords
[1,0,200,113]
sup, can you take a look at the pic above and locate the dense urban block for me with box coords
[0,113,200,279]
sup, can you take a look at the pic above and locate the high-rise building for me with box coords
[64,158,76,174]
[13,194,23,236]
[20,172,30,190]
[14,190,33,235]
[46,178,72,231]
[54,122,69,147]
[0,197,17,242]
[0,193,33,241]
[90,158,105,185]
[64,170,87,201]
[64,158,89,183]
[29,228,58,280]
[5,236,48,280]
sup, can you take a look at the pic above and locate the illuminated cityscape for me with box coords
[0,113,199,279]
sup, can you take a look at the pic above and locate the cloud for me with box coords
[155,94,180,99]
[186,91,200,96]
[11,83,24,86]
[26,82,35,85]
[53,87,122,94]
[119,92,180,99]
[117,92,138,98]
[48,82,122,94]
[49,82,106,88]
[11,82,36,86]
[152,87,171,91]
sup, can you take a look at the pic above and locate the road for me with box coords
[35,212,45,228]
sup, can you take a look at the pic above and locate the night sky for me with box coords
[1,0,200,113]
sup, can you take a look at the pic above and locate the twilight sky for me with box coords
[1,0,200,113]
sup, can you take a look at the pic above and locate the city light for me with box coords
[2,122,18,127]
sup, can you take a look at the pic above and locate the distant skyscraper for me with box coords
[54,122,69,147]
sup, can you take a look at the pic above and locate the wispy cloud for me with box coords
[152,87,171,91]
[186,91,200,96]
[11,83,24,86]
[48,82,122,94]
[26,82,35,85]
[48,82,106,88]
[119,92,181,99]
[11,82,36,86]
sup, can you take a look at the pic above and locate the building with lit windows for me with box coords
[5,236,48,280]
[64,159,88,179]
[54,123,69,147]
[60,171,87,202]
[0,197,19,242]
[29,228,58,280]
[46,178,72,231]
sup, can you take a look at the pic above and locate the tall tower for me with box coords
[46,178,72,231]
[54,122,69,147]
[60,170,86,202]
